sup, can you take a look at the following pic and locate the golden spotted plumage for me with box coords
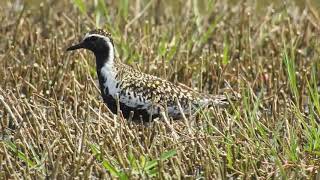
[113,58,226,111]
[67,29,229,120]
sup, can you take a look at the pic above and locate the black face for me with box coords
[66,35,111,55]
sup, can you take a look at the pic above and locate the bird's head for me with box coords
[67,29,114,60]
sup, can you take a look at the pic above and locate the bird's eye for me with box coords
[90,36,98,41]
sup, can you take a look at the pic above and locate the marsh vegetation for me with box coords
[0,0,320,179]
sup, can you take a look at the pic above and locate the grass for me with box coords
[0,0,320,179]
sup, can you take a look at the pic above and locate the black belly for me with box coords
[101,93,159,121]
[97,75,159,121]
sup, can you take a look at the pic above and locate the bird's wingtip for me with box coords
[210,92,240,107]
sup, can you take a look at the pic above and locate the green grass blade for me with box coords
[5,141,36,167]
[72,0,87,14]
[144,149,177,171]
[222,37,229,65]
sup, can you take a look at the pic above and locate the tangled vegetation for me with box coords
[0,0,320,179]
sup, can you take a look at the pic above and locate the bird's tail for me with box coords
[200,93,239,108]
[209,94,230,107]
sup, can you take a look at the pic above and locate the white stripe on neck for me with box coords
[106,41,114,65]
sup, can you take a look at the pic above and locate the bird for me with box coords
[67,29,229,121]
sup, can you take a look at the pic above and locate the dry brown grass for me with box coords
[0,0,320,179]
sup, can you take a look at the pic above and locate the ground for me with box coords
[0,0,320,179]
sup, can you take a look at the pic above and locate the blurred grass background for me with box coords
[2,0,320,10]
[0,0,320,179]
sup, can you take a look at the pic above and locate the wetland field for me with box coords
[0,0,320,179]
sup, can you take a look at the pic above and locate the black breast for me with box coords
[97,72,158,121]
[101,93,159,121]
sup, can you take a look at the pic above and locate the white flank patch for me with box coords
[100,64,118,96]
[99,38,120,99]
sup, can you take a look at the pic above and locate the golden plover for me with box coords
[67,29,228,121]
